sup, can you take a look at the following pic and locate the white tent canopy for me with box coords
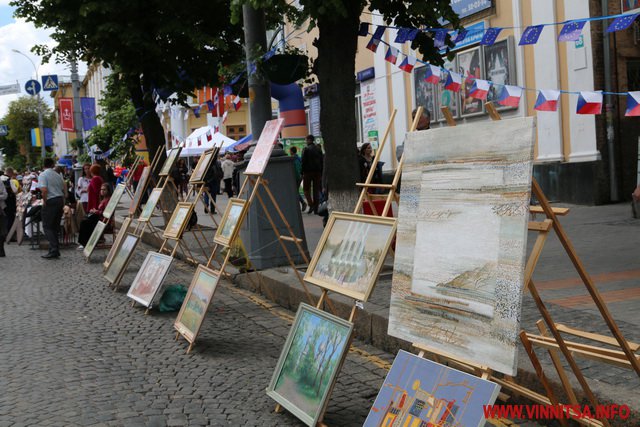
[180,126,237,157]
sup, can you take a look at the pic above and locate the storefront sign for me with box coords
[451,0,493,19]
[360,80,379,149]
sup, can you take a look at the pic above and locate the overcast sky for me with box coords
[0,2,87,118]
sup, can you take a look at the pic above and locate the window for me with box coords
[227,125,246,140]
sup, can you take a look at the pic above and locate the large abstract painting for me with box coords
[389,117,535,375]
[364,350,500,427]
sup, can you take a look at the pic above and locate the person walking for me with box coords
[38,157,66,259]
[0,174,8,257]
[301,135,323,214]
[289,146,306,211]
[221,153,235,198]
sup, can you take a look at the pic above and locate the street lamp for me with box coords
[12,49,45,161]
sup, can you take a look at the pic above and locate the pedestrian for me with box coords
[289,146,306,211]
[131,159,146,192]
[204,158,223,214]
[76,163,91,212]
[0,174,8,257]
[396,108,430,161]
[2,168,18,238]
[301,134,323,214]
[37,157,66,259]
[77,183,112,248]
[87,164,104,213]
[175,158,189,199]
[221,153,235,198]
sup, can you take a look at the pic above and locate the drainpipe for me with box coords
[602,0,619,201]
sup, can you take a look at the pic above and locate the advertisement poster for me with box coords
[457,47,484,117]
[360,80,379,148]
[484,39,514,106]
[413,65,437,120]
[437,58,459,121]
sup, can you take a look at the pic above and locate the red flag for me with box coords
[206,130,212,141]
[59,98,75,132]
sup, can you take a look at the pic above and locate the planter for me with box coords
[262,54,308,85]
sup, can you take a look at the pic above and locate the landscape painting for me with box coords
[267,303,353,427]
[139,188,163,222]
[189,148,215,183]
[83,220,107,260]
[159,147,181,176]
[102,183,125,220]
[214,198,246,246]
[174,265,221,342]
[163,202,193,239]
[364,350,500,427]
[389,117,535,375]
[104,233,139,284]
[127,251,173,308]
[305,213,396,301]
[103,217,131,271]
[128,166,151,215]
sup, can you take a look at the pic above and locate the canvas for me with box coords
[128,166,151,215]
[364,350,500,427]
[389,117,535,375]
[127,251,173,308]
[189,148,215,183]
[163,203,194,240]
[159,147,181,177]
[83,221,107,260]
[104,233,139,284]
[305,212,397,301]
[174,265,221,342]
[267,303,354,427]
[102,183,125,220]
[104,217,131,271]
[214,198,247,246]
[244,118,285,175]
[139,188,163,222]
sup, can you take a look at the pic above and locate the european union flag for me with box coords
[519,25,544,45]
[453,29,468,44]
[433,29,447,48]
[81,97,97,131]
[606,13,639,33]
[373,25,386,40]
[558,20,586,42]
[481,27,502,46]
[358,22,369,37]
[406,28,420,41]
[395,28,409,43]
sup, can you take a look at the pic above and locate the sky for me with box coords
[0,1,87,118]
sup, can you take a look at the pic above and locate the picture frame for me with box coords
[189,148,215,183]
[103,217,131,271]
[244,118,285,175]
[457,46,485,117]
[128,166,152,216]
[413,65,437,119]
[483,36,517,110]
[83,220,107,260]
[127,251,173,308]
[173,265,221,343]
[213,198,247,247]
[304,212,397,301]
[138,188,163,222]
[266,303,354,427]
[102,183,125,220]
[436,57,460,121]
[104,233,139,284]
[158,147,182,177]
[163,202,194,240]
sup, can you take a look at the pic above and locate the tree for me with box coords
[12,0,245,170]
[1,96,54,168]
[233,1,460,210]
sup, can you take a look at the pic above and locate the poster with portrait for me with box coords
[437,57,459,121]
[413,65,437,118]
[458,47,485,117]
[484,37,516,109]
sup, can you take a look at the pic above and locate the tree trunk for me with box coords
[126,75,166,176]
[316,7,362,212]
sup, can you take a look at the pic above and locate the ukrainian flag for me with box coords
[31,128,43,147]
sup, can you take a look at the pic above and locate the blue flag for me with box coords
[373,25,386,40]
[80,97,97,131]
[606,13,639,32]
[358,22,369,37]
[394,28,409,43]
[519,25,544,45]
[481,27,502,45]
[453,29,468,44]
[558,20,586,42]
[406,28,420,41]
[433,29,447,48]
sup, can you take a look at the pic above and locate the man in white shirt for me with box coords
[221,153,235,198]
[38,158,66,259]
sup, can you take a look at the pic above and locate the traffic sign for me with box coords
[24,79,41,96]
[42,75,59,91]
[0,125,8,136]
[0,83,20,96]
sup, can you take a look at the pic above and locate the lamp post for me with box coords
[12,49,45,161]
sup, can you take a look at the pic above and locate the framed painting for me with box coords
[457,46,485,117]
[139,188,163,222]
[163,202,194,240]
[436,57,459,121]
[159,147,182,177]
[103,217,131,271]
[389,117,535,375]
[104,233,139,284]
[267,303,354,427]
[305,212,397,301]
[189,148,215,183]
[244,118,285,175]
[364,350,500,427]
[83,220,107,260]
[483,37,517,110]
[173,265,221,343]
[213,198,247,247]
[413,65,437,118]
[128,166,151,215]
[102,183,125,220]
[127,251,173,308]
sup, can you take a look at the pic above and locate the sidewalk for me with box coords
[115,191,640,423]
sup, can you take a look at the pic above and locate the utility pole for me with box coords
[12,49,45,160]
[70,58,85,154]
[242,4,272,140]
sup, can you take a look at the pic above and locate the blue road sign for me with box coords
[0,125,8,136]
[42,75,59,91]
[24,79,41,96]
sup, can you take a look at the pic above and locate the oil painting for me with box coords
[127,251,173,308]
[174,265,221,342]
[104,233,139,284]
[163,202,194,240]
[389,117,535,375]
[189,148,215,183]
[159,147,181,177]
[214,198,247,246]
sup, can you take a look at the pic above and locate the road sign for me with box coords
[0,125,8,136]
[25,79,41,96]
[42,75,59,91]
[0,83,21,96]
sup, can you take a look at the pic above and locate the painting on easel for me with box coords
[104,233,140,284]
[139,188,163,222]
[104,217,131,271]
[305,212,396,301]
[364,350,500,427]
[163,202,194,240]
[127,251,173,308]
[158,147,182,177]
[389,117,535,375]
[214,198,247,247]
[174,265,221,343]
[244,118,285,175]
[83,220,107,260]
[128,166,151,216]
[267,303,353,427]
[102,183,125,220]
[189,148,215,183]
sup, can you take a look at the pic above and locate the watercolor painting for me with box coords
[159,147,181,176]
[305,212,396,301]
[389,117,535,375]
[244,118,284,175]
[364,350,500,427]
[83,220,106,260]
[104,233,139,284]
[103,217,131,271]
[174,265,221,342]
[102,183,125,220]
[128,166,151,215]
[214,198,247,246]
[267,303,353,426]
[189,149,215,183]
[127,251,173,307]
[163,203,193,239]
[139,188,163,222]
